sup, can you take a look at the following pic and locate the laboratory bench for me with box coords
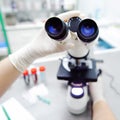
[0,48,120,120]
[0,58,92,120]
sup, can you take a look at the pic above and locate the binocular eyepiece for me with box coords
[45,16,99,43]
[45,17,68,40]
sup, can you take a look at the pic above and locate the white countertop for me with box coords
[0,49,120,119]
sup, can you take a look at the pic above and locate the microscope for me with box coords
[45,16,100,114]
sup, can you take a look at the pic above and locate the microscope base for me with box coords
[66,85,89,114]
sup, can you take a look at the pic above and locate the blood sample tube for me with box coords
[39,66,46,84]
[31,68,38,85]
[23,69,30,86]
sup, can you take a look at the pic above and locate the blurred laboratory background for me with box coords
[0,0,120,59]
[1,1,120,119]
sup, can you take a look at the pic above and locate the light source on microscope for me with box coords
[70,86,84,98]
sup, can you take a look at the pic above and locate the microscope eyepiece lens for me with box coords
[45,17,68,41]
[48,26,60,35]
[81,24,95,37]
[46,18,62,35]
[77,19,99,42]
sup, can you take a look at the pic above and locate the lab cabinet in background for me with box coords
[6,26,41,52]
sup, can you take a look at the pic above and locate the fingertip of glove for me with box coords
[57,10,80,21]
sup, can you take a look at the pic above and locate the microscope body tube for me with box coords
[68,38,89,58]
[68,33,99,58]
[86,36,99,58]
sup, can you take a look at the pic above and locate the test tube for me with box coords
[39,66,46,84]
[31,68,38,85]
[23,69,30,86]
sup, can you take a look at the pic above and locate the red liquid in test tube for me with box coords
[31,68,38,84]
[23,69,30,85]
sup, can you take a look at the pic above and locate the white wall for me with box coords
[104,0,120,19]
[77,0,120,20]
[77,0,104,18]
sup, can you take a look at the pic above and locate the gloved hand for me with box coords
[9,11,81,72]
[89,76,105,105]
